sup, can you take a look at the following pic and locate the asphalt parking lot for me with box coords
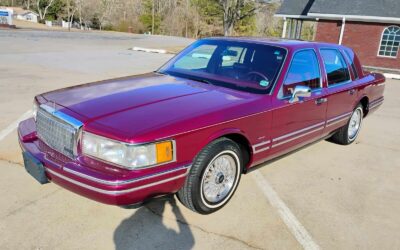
[0,29,399,250]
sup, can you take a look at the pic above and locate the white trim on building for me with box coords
[307,13,400,24]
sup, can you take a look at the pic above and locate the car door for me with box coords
[319,48,358,133]
[269,49,328,158]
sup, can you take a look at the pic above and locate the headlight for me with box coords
[33,101,39,121]
[82,132,174,169]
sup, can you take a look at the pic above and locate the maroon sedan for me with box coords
[18,37,385,214]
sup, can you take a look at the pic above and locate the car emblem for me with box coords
[50,101,57,113]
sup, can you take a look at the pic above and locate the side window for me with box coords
[343,49,359,80]
[320,49,350,86]
[173,44,217,70]
[280,50,321,98]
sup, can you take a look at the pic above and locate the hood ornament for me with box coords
[50,101,57,114]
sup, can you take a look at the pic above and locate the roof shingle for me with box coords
[276,0,400,19]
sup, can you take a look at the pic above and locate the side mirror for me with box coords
[289,85,311,103]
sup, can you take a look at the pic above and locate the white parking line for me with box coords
[0,110,32,142]
[252,171,320,250]
[132,47,167,54]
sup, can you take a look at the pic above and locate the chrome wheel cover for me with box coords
[348,108,362,140]
[201,151,238,205]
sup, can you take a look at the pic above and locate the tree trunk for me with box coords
[151,0,155,34]
[221,0,237,36]
[69,9,76,32]
[223,14,234,36]
[37,0,43,20]
[185,0,189,38]
[36,0,55,22]
[67,0,70,31]
[78,0,82,29]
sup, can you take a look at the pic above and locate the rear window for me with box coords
[320,49,350,86]
[343,49,359,80]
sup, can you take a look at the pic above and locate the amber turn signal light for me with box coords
[156,141,173,164]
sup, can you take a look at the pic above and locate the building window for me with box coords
[378,25,400,58]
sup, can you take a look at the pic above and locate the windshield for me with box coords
[158,39,287,94]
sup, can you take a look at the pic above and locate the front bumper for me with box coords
[18,118,190,206]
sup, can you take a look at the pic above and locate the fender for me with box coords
[194,127,253,166]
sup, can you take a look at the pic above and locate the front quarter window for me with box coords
[159,39,287,94]
[279,49,321,98]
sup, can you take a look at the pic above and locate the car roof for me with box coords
[204,36,346,51]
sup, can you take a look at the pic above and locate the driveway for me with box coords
[0,29,399,250]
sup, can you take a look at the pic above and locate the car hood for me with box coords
[41,73,209,120]
[41,72,266,142]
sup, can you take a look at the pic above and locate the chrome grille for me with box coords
[36,105,82,159]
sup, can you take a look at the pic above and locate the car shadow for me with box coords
[113,196,195,250]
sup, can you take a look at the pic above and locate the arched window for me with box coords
[378,25,400,58]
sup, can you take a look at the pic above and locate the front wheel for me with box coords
[331,104,363,145]
[177,138,242,214]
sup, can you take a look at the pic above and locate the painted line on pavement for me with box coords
[0,110,32,142]
[252,171,320,250]
[383,73,400,80]
[132,47,167,54]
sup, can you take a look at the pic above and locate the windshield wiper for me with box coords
[163,71,215,85]
[154,70,168,75]
[185,76,213,85]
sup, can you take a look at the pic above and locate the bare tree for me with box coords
[98,0,117,30]
[255,2,280,36]
[218,0,258,36]
[11,0,278,37]
[35,0,55,21]
[74,0,97,30]
[64,0,78,31]
[75,0,82,28]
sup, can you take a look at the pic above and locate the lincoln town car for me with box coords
[18,37,385,214]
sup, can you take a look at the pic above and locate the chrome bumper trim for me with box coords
[63,164,191,186]
[46,167,189,195]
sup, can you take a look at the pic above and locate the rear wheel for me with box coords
[331,104,363,145]
[177,138,242,214]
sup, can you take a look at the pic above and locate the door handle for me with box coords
[315,97,327,105]
[348,89,356,95]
